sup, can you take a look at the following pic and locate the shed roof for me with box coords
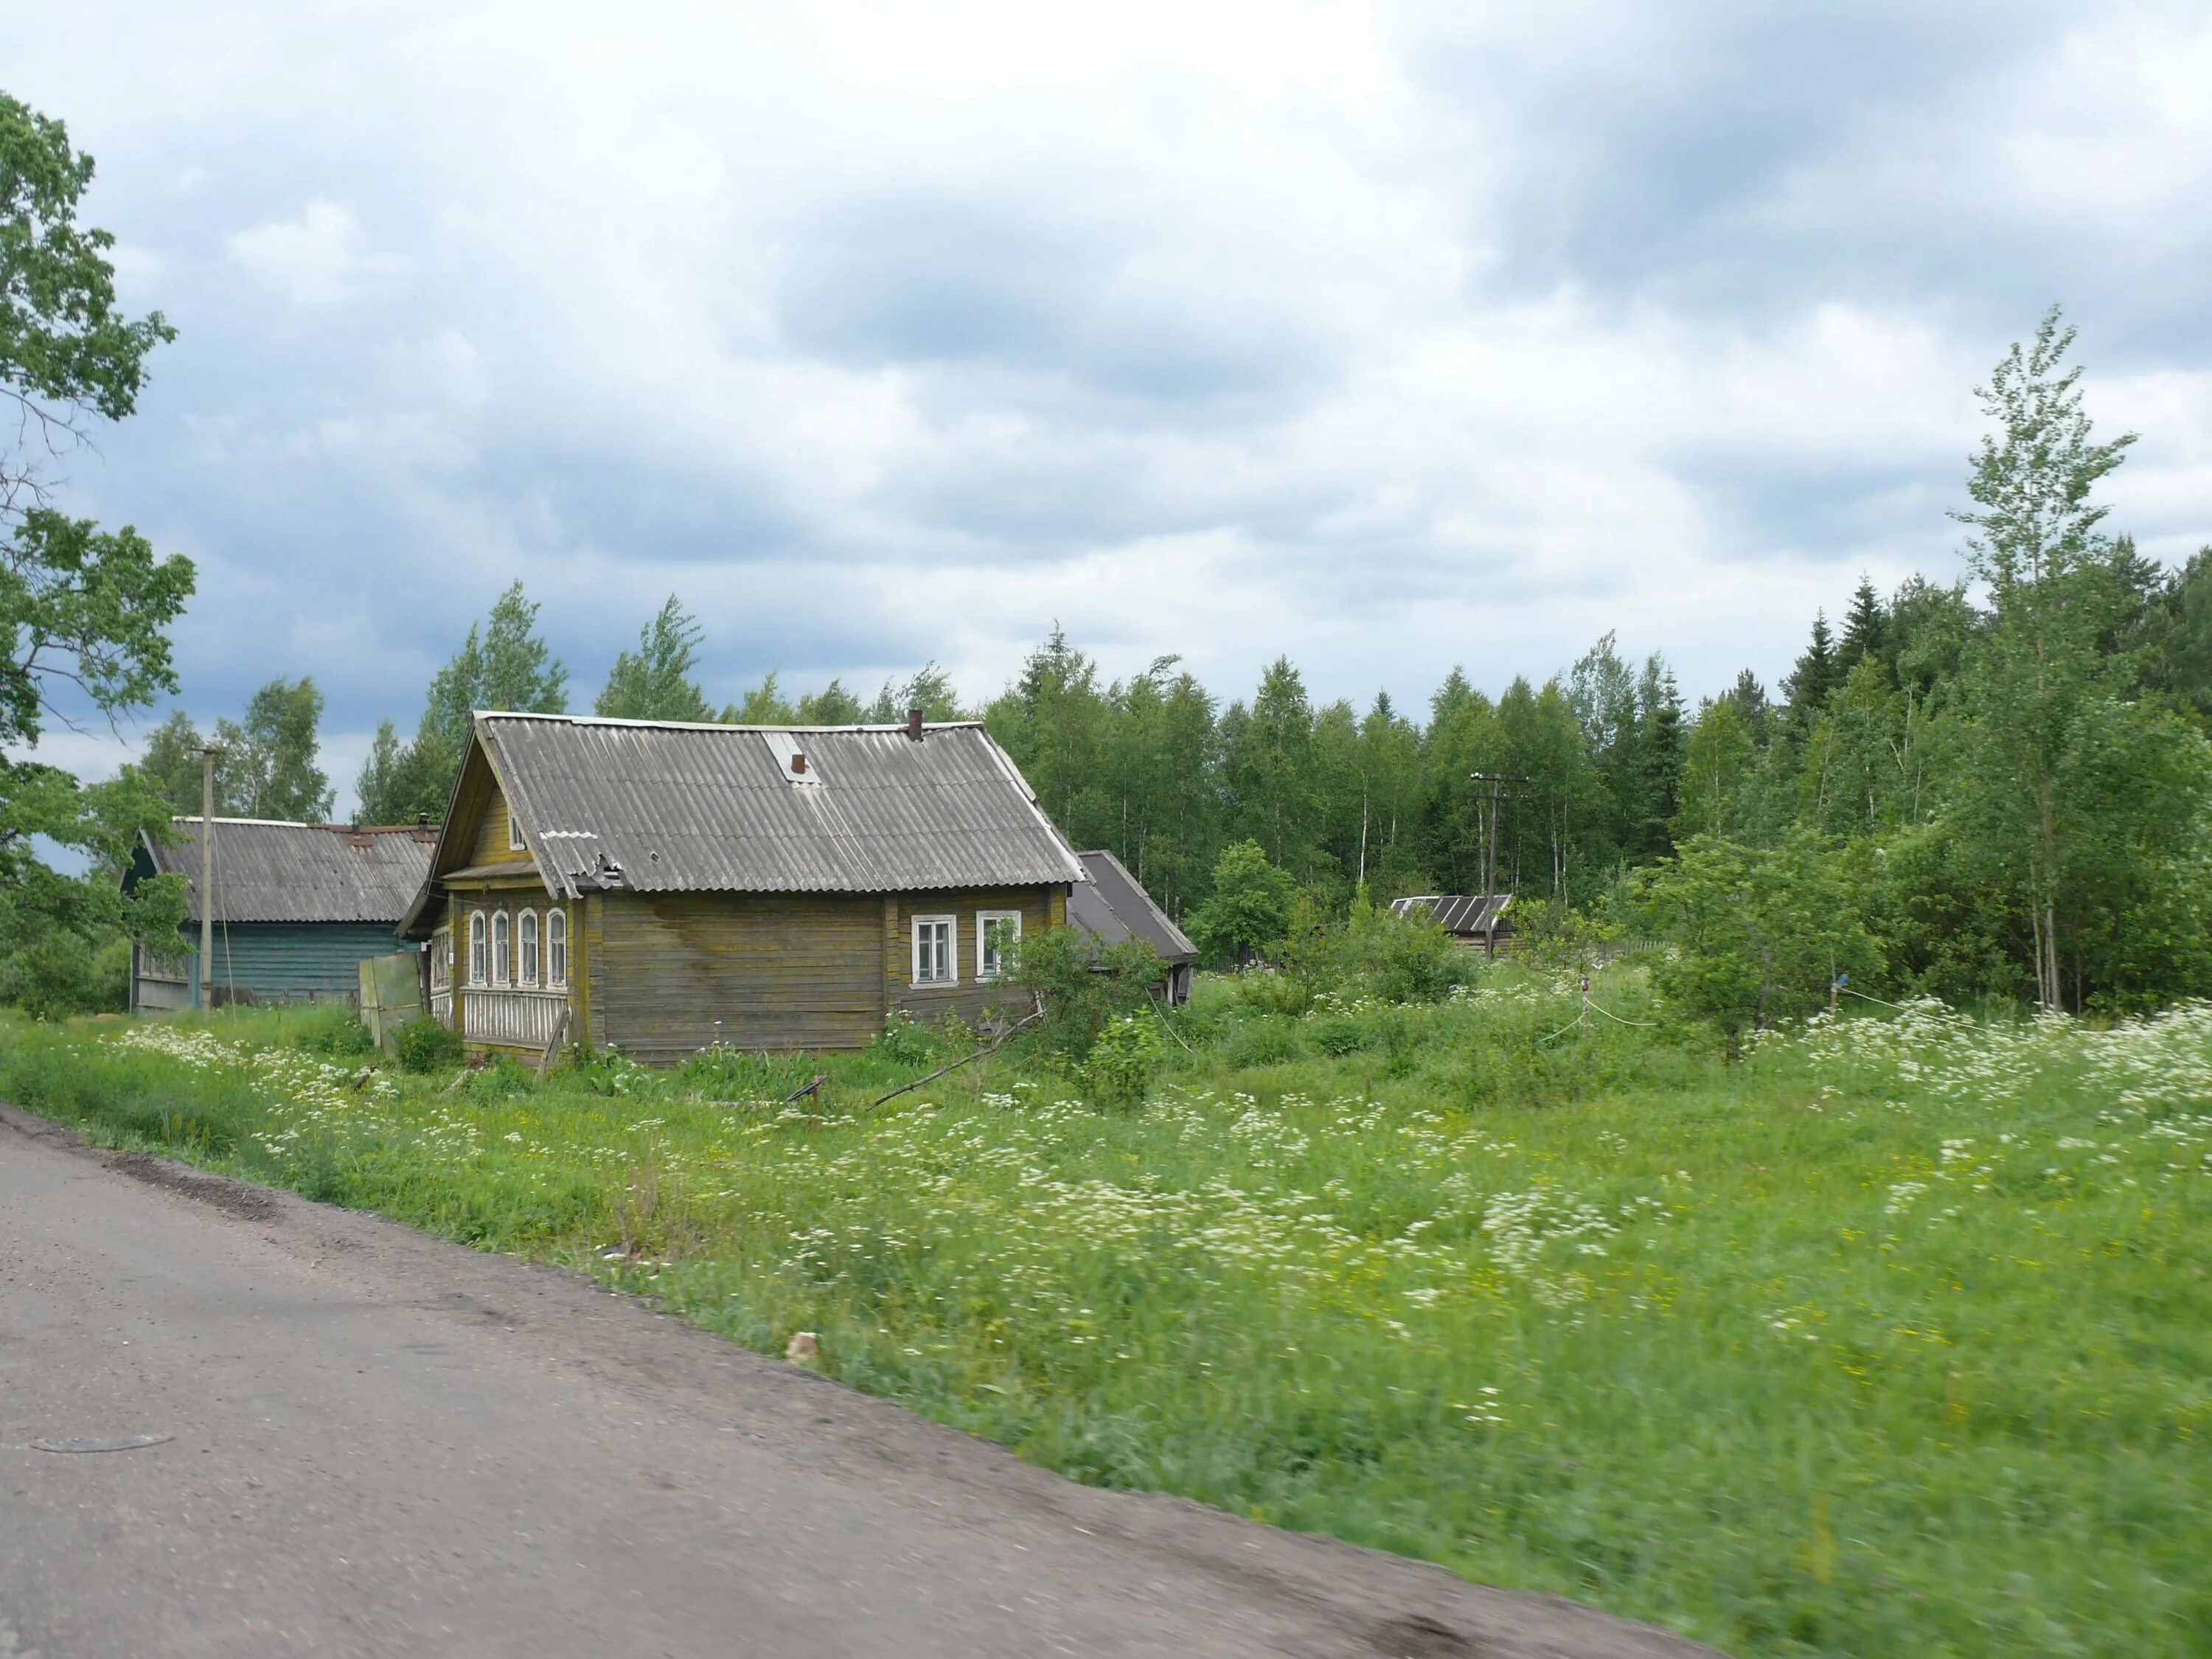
[1391,894,1513,935]
[140,818,437,925]
[1068,850,1196,963]
[457,714,1086,905]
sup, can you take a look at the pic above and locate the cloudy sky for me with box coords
[10,1,2212,810]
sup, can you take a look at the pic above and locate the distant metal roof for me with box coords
[476,715,1087,899]
[142,819,437,925]
[1391,894,1513,935]
[1068,850,1197,963]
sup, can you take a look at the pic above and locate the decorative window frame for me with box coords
[491,910,512,987]
[507,802,524,852]
[429,928,452,993]
[911,914,957,986]
[975,910,1023,981]
[467,913,487,987]
[547,908,569,990]
[518,909,540,988]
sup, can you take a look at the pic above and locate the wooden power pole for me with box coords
[199,746,217,1012]
[1469,771,1530,957]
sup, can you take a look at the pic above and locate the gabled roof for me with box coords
[138,818,436,925]
[1068,849,1196,963]
[1391,894,1513,935]
[406,714,1085,931]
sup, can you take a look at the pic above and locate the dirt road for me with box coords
[0,1104,1717,1659]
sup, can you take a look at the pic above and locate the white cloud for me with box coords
[225,200,391,308]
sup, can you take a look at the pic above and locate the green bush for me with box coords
[291,1005,378,1057]
[1308,1013,1375,1056]
[1079,1011,1169,1109]
[392,1015,463,1073]
[0,933,131,1018]
[1335,897,1469,1003]
[1012,925,1163,1059]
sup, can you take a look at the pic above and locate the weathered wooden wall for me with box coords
[571,885,1068,1059]
[591,891,884,1059]
[886,886,1063,1028]
[469,785,533,867]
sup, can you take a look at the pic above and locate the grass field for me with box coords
[2,967,2206,1658]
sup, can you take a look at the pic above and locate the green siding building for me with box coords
[127,818,436,1012]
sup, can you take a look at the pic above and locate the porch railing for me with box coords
[461,987,568,1048]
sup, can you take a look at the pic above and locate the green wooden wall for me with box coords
[152,922,416,1009]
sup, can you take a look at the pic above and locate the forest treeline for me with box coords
[128,316,2212,1018]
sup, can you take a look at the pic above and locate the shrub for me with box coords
[1334,896,1468,1003]
[291,1006,378,1057]
[875,1009,944,1065]
[392,1015,463,1073]
[1012,925,1164,1060]
[0,933,131,1018]
[1309,1014,1374,1057]
[1080,1012,1169,1109]
[1632,832,1882,1055]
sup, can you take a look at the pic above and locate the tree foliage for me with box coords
[596,594,712,723]
[355,581,567,823]
[0,91,192,1012]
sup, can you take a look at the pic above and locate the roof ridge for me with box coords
[474,712,986,734]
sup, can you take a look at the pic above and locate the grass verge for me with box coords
[2,975,2207,1657]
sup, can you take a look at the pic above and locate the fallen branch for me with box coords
[871,1003,1044,1108]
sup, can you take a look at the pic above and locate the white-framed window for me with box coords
[911,914,956,985]
[491,910,512,986]
[430,929,452,993]
[507,801,524,852]
[976,910,1022,981]
[467,913,487,986]
[547,908,568,989]
[519,909,540,987]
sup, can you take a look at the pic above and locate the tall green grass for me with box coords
[3,973,2206,1658]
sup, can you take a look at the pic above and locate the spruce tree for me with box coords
[1840,577,1888,671]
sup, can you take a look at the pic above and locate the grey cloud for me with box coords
[773,187,1339,408]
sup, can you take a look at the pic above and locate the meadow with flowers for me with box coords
[2,966,2207,1658]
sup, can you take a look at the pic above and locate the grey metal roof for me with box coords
[1391,894,1513,935]
[479,715,1086,898]
[143,819,437,925]
[1069,850,1196,962]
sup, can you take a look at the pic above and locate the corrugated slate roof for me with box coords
[479,715,1086,897]
[1069,850,1196,962]
[144,819,436,925]
[1391,894,1512,934]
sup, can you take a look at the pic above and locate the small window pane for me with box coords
[548,910,568,988]
[468,914,487,986]
[492,912,511,985]
[978,911,1020,980]
[520,911,539,987]
[913,917,955,984]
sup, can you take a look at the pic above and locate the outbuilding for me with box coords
[397,712,1088,1061]
[125,818,434,1012]
[1391,893,1516,957]
[1068,849,1197,1004]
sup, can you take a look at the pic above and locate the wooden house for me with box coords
[397,712,1088,1061]
[1068,849,1198,1004]
[1391,893,1516,957]
[125,818,434,1011]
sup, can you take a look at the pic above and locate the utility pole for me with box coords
[1469,772,1530,958]
[198,746,218,1013]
